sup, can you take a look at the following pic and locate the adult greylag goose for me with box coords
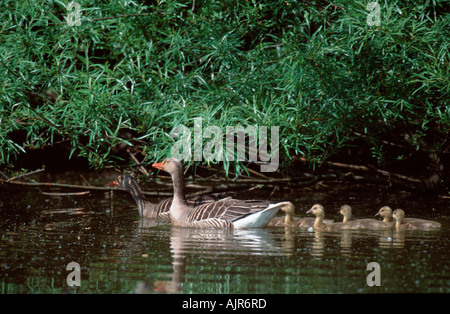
[392,209,441,230]
[152,158,290,229]
[339,205,392,230]
[107,174,227,220]
[268,203,333,228]
[306,204,351,231]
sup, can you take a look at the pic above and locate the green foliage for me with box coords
[0,0,449,177]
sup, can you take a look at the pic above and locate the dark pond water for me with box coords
[0,172,449,294]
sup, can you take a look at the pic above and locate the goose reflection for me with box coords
[338,230,353,256]
[306,229,355,258]
[135,225,285,293]
[137,216,172,229]
[310,230,325,258]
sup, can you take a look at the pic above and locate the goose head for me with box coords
[281,202,295,215]
[376,206,393,221]
[280,202,295,223]
[307,204,325,218]
[107,174,136,189]
[152,158,183,176]
[339,204,352,222]
[392,208,405,224]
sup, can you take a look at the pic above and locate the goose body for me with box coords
[152,158,290,229]
[393,209,441,230]
[268,203,334,228]
[307,204,351,231]
[375,206,437,227]
[339,205,392,230]
[107,174,226,219]
[376,206,412,224]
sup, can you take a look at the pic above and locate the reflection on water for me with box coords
[0,180,449,293]
[133,226,292,293]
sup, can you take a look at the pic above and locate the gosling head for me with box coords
[281,202,295,215]
[339,204,352,222]
[376,206,393,221]
[392,208,405,223]
[307,204,325,218]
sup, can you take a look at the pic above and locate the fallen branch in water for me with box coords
[38,189,91,196]
[0,178,110,190]
[0,178,175,196]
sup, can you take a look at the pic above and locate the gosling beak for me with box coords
[375,211,380,216]
[306,209,313,215]
[107,180,118,187]
[152,161,164,170]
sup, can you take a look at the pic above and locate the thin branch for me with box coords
[0,179,112,190]
[0,178,176,196]
[127,148,150,176]
[39,189,90,196]
[295,157,422,184]
[7,168,45,182]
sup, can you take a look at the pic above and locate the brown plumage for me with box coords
[306,204,353,231]
[268,202,334,228]
[152,158,290,229]
[339,204,392,230]
[107,174,227,220]
[392,209,441,230]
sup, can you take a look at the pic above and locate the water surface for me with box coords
[0,173,448,293]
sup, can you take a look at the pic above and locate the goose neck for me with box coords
[285,211,293,223]
[342,214,351,223]
[171,170,188,207]
[314,215,324,229]
[125,182,147,204]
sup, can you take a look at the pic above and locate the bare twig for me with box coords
[295,157,421,184]
[0,179,111,190]
[0,171,10,180]
[39,189,90,196]
[7,168,45,182]
[246,167,270,180]
[79,174,91,186]
[127,148,150,176]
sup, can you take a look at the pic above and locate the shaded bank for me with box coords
[3,139,449,193]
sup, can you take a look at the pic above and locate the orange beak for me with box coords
[107,180,118,187]
[152,161,164,171]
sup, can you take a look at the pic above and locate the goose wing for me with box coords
[154,194,232,216]
[186,199,272,223]
[155,198,173,215]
